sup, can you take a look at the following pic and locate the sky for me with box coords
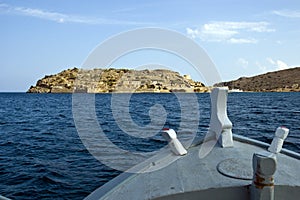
[0,0,299,91]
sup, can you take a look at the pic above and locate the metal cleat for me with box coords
[162,128,187,156]
[251,152,277,200]
[268,126,289,154]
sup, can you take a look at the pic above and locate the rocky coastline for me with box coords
[28,67,300,93]
[215,67,300,92]
[27,68,209,93]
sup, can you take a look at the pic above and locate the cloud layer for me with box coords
[237,58,249,69]
[267,58,289,70]
[272,10,300,18]
[256,58,290,73]
[186,21,274,44]
[0,3,150,25]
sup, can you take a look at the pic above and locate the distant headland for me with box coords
[27,67,300,93]
[215,67,300,92]
[27,68,209,93]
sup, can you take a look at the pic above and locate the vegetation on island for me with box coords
[215,67,300,92]
[27,68,208,93]
[28,67,300,93]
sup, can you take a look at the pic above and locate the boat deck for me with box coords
[85,135,300,200]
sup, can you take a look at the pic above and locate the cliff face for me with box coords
[28,68,79,93]
[215,67,300,92]
[27,68,208,93]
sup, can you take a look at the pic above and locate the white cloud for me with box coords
[237,58,249,69]
[228,38,257,44]
[255,61,268,73]
[201,22,238,40]
[186,28,199,39]
[0,3,150,25]
[14,7,70,23]
[256,58,291,74]
[273,10,300,18]
[277,60,289,70]
[266,57,276,65]
[267,58,289,70]
[186,21,274,44]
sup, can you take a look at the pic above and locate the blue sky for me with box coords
[0,0,299,91]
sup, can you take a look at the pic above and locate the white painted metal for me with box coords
[207,87,233,147]
[0,195,11,200]
[85,139,300,200]
[268,127,289,154]
[251,152,277,200]
[162,128,187,156]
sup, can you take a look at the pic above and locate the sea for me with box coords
[0,92,299,200]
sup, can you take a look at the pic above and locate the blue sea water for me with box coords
[0,92,299,199]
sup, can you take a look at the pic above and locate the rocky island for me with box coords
[28,67,300,93]
[27,68,209,93]
[215,67,300,92]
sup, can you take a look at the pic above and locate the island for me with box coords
[27,67,300,93]
[27,68,209,93]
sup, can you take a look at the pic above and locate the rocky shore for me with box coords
[215,67,300,92]
[27,68,209,93]
[28,67,300,93]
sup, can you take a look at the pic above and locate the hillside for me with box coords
[215,67,300,92]
[27,68,208,93]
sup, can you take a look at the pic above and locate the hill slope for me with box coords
[215,67,300,92]
[27,68,208,93]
